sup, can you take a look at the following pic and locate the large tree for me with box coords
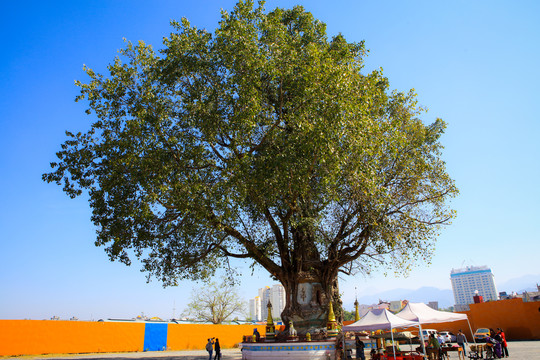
[44,1,457,332]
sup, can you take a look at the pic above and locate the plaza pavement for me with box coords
[6,341,539,360]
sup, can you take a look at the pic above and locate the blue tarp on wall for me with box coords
[143,323,168,351]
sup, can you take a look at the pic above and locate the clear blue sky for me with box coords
[1,0,539,320]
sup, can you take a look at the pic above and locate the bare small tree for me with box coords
[182,278,246,324]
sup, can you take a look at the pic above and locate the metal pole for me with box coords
[390,327,397,360]
[418,324,427,359]
[467,318,477,344]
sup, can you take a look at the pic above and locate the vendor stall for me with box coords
[368,332,424,360]
[342,309,425,360]
[395,302,474,357]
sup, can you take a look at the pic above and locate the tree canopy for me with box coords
[44,0,457,321]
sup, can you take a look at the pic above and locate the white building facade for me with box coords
[250,284,286,321]
[271,284,286,319]
[258,286,271,320]
[451,265,498,311]
[249,296,262,322]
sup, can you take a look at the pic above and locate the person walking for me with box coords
[206,338,214,360]
[355,334,365,360]
[456,329,468,357]
[497,328,509,357]
[214,338,222,360]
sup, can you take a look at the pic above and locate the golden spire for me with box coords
[354,299,360,322]
[326,300,338,339]
[266,300,274,325]
[265,300,276,341]
[327,301,336,322]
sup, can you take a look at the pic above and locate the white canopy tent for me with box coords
[344,308,418,331]
[395,302,475,354]
[396,302,468,323]
[343,308,423,360]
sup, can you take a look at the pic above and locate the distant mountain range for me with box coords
[498,274,539,293]
[349,287,454,309]
[346,274,539,310]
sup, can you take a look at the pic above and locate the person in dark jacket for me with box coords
[253,328,261,342]
[214,338,221,360]
[355,334,365,360]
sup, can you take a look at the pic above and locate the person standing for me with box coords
[206,338,214,360]
[428,334,441,360]
[436,333,446,359]
[497,328,509,357]
[214,338,222,360]
[486,332,502,359]
[456,330,468,357]
[355,334,365,360]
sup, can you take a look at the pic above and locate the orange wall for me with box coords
[0,320,145,357]
[0,320,265,357]
[465,298,540,340]
[167,324,265,350]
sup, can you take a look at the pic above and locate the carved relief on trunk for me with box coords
[296,281,326,306]
[310,283,324,307]
[286,278,331,334]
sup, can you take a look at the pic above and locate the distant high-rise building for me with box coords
[251,284,286,321]
[271,284,286,319]
[249,296,262,321]
[259,286,271,320]
[451,265,498,311]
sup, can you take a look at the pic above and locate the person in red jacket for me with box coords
[497,328,509,357]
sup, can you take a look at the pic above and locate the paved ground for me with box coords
[5,341,539,360]
[11,349,244,360]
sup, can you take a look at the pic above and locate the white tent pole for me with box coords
[467,318,477,345]
[418,324,427,359]
[390,326,397,360]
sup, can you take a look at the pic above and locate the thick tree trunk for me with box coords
[267,224,344,336]
[278,269,343,335]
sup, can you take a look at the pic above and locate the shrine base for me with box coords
[240,341,336,360]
